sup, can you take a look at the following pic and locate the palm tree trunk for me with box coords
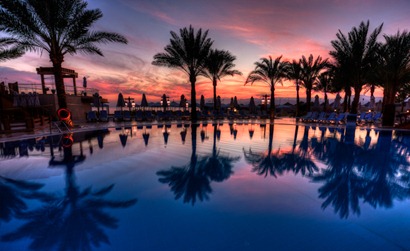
[306,88,311,112]
[270,84,275,120]
[296,82,300,117]
[53,62,67,109]
[351,87,361,114]
[213,78,217,112]
[323,85,328,112]
[190,74,197,122]
[382,84,397,126]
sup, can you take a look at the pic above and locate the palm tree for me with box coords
[330,20,383,114]
[201,49,242,112]
[245,56,288,120]
[153,26,213,121]
[378,31,410,126]
[286,59,303,117]
[299,54,329,112]
[0,38,24,61]
[314,70,334,112]
[0,0,128,109]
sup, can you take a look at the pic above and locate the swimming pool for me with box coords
[1,121,410,250]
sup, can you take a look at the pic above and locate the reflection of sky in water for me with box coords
[1,122,410,250]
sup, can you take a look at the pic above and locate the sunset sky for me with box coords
[1,0,410,104]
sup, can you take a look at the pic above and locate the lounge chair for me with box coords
[334,113,347,124]
[135,110,144,122]
[370,112,382,123]
[123,111,132,121]
[87,111,97,122]
[357,112,367,125]
[301,112,312,122]
[315,112,327,123]
[145,111,154,121]
[99,110,109,122]
[114,111,123,121]
[325,112,336,123]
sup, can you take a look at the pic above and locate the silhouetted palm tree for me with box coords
[286,59,303,117]
[314,70,334,112]
[0,38,24,61]
[299,54,329,112]
[201,49,242,112]
[378,31,410,126]
[153,26,213,121]
[0,0,127,109]
[245,56,288,120]
[243,124,284,177]
[330,20,383,114]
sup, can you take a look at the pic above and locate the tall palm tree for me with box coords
[153,26,213,121]
[286,59,303,117]
[330,20,383,114]
[378,31,410,126]
[0,38,24,61]
[299,54,329,112]
[245,56,288,120]
[201,49,242,112]
[0,0,128,109]
[314,70,334,112]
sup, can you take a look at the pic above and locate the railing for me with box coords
[2,82,98,96]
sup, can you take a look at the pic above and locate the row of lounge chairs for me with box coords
[86,110,263,123]
[301,111,382,125]
[86,110,109,122]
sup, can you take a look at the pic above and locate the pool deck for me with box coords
[0,117,389,143]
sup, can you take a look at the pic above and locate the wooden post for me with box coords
[40,74,46,94]
[73,77,77,96]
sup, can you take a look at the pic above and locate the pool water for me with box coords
[1,121,410,251]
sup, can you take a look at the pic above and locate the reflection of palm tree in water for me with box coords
[243,124,284,177]
[311,128,410,218]
[2,146,137,250]
[357,131,409,209]
[282,126,318,176]
[311,128,365,218]
[157,125,239,205]
[202,124,240,182]
[0,176,46,224]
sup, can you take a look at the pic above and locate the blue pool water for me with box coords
[1,121,410,251]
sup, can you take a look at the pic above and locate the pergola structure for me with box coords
[36,67,79,95]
